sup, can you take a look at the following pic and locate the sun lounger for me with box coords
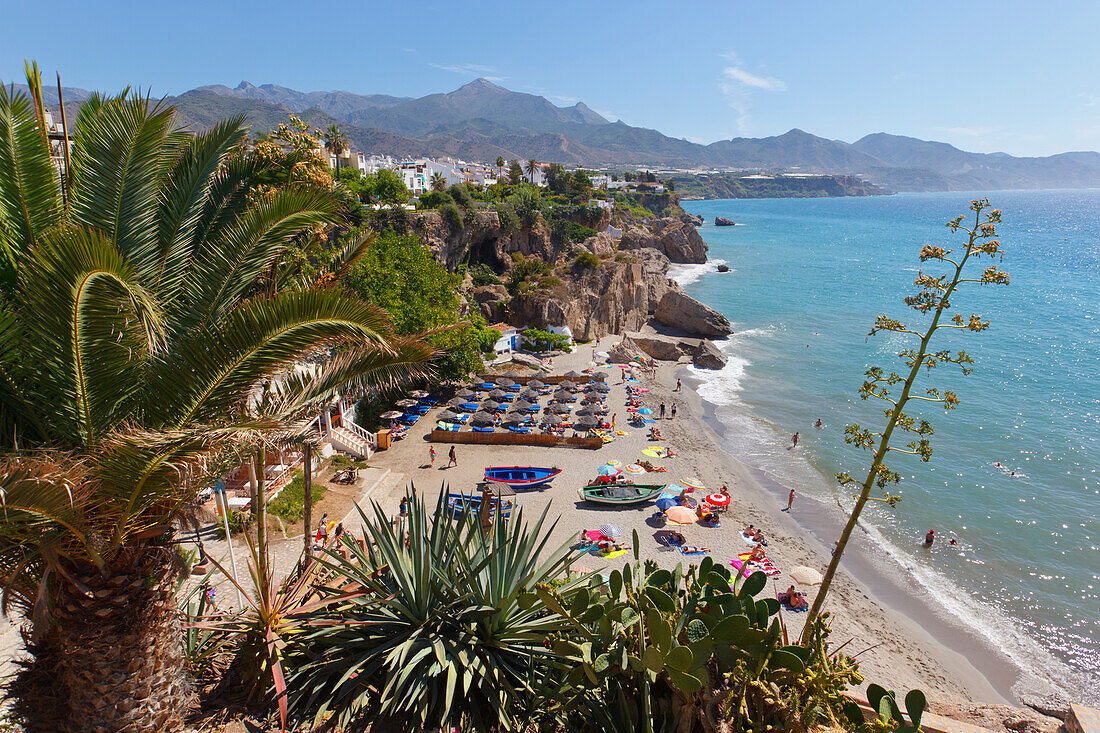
[507,426,531,434]
[459,402,479,411]
[436,421,460,432]
[420,396,438,405]
[473,425,495,433]
[399,414,419,424]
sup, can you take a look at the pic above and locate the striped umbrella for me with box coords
[605,459,622,468]
[705,493,730,507]
[680,477,706,492]
[623,463,645,475]
[597,523,622,538]
[790,566,824,586]
[596,464,620,476]
[641,447,666,458]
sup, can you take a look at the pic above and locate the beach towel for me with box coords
[679,547,708,556]
[593,548,627,559]
[730,557,781,578]
[778,595,809,613]
[584,530,608,542]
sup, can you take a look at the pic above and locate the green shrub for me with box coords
[521,327,572,353]
[439,203,463,231]
[496,205,519,234]
[267,471,327,523]
[418,190,454,209]
[574,250,600,269]
[448,183,475,209]
[470,263,501,287]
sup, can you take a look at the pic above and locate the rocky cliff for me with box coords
[407,209,560,271]
[617,217,708,263]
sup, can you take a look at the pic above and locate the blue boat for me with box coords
[483,465,561,489]
[447,493,514,519]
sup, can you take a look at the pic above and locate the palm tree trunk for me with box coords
[14,550,191,732]
[302,442,313,563]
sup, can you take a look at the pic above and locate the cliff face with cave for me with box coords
[405,207,724,340]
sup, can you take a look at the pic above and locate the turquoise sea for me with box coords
[680,191,1098,699]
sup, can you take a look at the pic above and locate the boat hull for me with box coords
[578,484,667,505]
[483,465,561,489]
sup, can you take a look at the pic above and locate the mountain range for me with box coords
[19,77,1100,192]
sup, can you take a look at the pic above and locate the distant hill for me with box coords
[9,75,1098,191]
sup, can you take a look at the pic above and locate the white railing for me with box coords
[344,419,376,450]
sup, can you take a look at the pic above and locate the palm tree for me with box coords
[525,158,538,184]
[0,76,434,732]
[322,123,349,180]
[429,171,447,192]
[495,155,505,179]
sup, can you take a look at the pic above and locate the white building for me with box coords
[487,323,521,353]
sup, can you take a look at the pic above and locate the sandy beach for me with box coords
[354,339,1033,712]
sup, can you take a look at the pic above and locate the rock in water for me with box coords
[715,217,736,226]
[717,264,729,273]
[654,288,733,337]
[624,333,695,361]
[692,340,728,369]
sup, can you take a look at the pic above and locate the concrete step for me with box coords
[1069,704,1100,733]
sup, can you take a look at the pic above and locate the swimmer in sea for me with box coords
[993,462,1005,469]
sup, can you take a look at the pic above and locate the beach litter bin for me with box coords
[376,428,391,451]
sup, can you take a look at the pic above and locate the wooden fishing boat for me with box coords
[578,483,667,505]
[447,493,514,518]
[483,465,561,489]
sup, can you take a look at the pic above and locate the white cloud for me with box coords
[1078,92,1100,107]
[428,63,505,81]
[721,66,787,92]
[717,51,786,134]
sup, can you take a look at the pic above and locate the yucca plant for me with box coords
[283,489,588,732]
[0,66,435,732]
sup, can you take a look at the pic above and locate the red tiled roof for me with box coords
[487,322,516,333]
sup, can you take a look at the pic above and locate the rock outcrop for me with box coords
[619,218,708,263]
[654,287,733,337]
[508,352,543,369]
[607,337,646,364]
[623,332,697,362]
[717,264,730,273]
[681,213,704,226]
[692,340,728,369]
[471,284,509,322]
[581,231,617,259]
[408,210,558,271]
[715,217,736,226]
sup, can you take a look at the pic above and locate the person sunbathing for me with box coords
[779,585,796,604]
[752,530,767,545]
[743,524,756,535]
[681,545,710,554]
[597,539,624,553]
[650,427,663,440]
[665,447,678,458]
[749,544,768,562]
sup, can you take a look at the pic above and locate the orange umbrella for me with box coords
[665,506,697,525]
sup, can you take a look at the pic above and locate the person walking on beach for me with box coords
[659,402,666,419]
[429,446,436,468]
[670,403,677,419]
[448,446,457,468]
[785,489,795,512]
[791,432,799,448]
[611,413,616,428]
[675,378,682,392]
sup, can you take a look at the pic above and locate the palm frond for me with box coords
[67,90,176,281]
[0,453,92,563]
[0,83,61,269]
[17,226,164,447]
[145,288,397,430]
[171,186,340,336]
[154,116,248,293]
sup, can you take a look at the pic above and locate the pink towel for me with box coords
[585,530,607,542]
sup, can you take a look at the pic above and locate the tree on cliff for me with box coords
[371,168,410,207]
[804,199,1010,633]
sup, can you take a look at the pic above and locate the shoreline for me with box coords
[360,344,1035,710]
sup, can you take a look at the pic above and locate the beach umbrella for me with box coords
[481,399,503,412]
[587,361,598,368]
[705,493,731,508]
[456,388,476,398]
[597,523,622,538]
[558,380,577,390]
[789,566,824,586]
[564,370,585,379]
[409,390,429,399]
[470,411,495,426]
[596,464,621,476]
[512,399,534,411]
[528,379,545,389]
[641,447,666,459]
[575,416,601,429]
[395,398,417,408]
[574,408,595,418]
[520,388,540,400]
[665,506,697,525]
[637,407,653,415]
[594,352,609,359]
[655,496,677,511]
[501,413,525,425]
[591,370,608,379]
[553,390,575,402]
[437,409,460,421]
[680,477,706,492]
[548,402,571,414]
[496,377,516,387]
[541,414,563,426]
[380,410,403,420]
[449,396,472,408]
[623,464,646,475]
[489,389,508,399]
[605,459,622,468]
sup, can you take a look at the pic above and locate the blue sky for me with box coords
[3,0,1098,156]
